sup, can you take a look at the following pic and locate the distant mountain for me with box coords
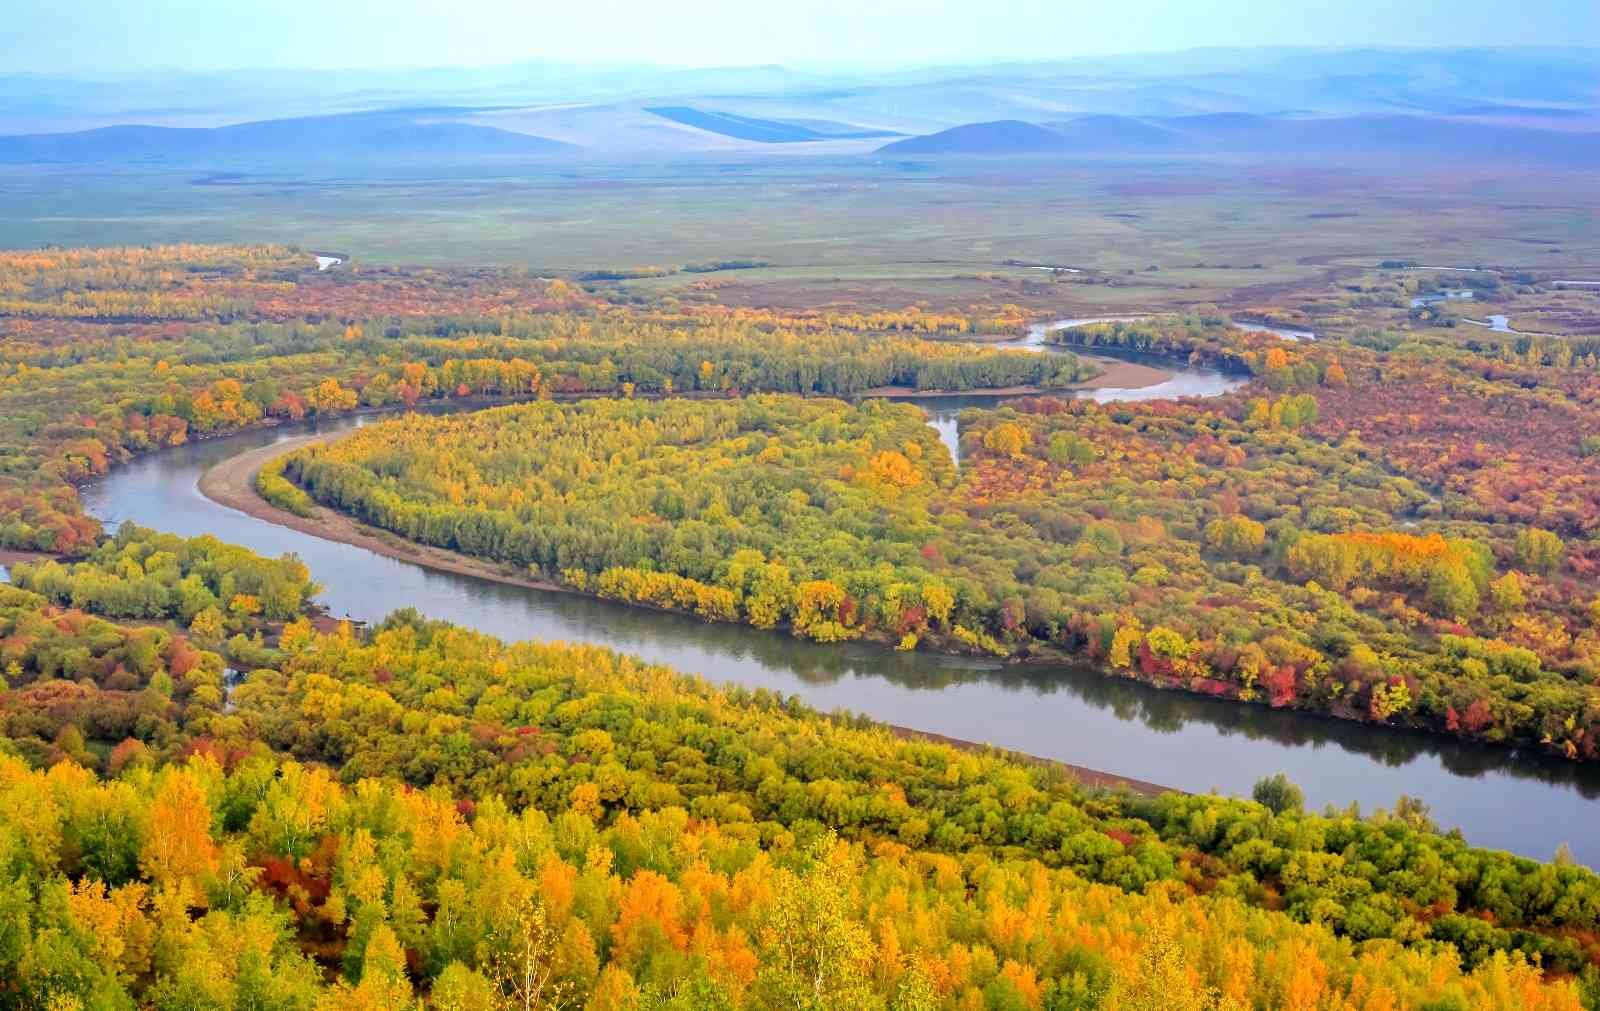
[644,107,898,143]
[0,109,576,163]
[2,48,1596,160]
[1159,113,1600,163]
[877,113,1600,165]
[877,120,1073,155]
[1049,115,1182,148]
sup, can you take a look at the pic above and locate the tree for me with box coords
[1252,773,1304,815]
[1515,528,1564,575]
[1426,562,1480,619]
[350,925,416,1009]
[1489,571,1526,614]
[753,836,880,1011]
[921,584,954,626]
[141,767,219,897]
[888,959,938,1011]
[1109,917,1226,1011]
[228,593,262,618]
[982,422,1030,458]
[189,606,225,645]
[484,894,575,1011]
[310,378,358,414]
[1204,516,1266,557]
[866,451,920,489]
[1046,431,1096,466]
[433,964,498,1011]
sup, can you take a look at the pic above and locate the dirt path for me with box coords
[199,434,1177,799]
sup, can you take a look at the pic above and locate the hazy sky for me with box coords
[9,0,1599,73]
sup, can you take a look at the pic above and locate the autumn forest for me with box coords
[2,240,1600,1011]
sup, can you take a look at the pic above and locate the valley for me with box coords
[3,37,1600,1009]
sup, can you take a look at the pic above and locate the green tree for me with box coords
[1515,528,1564,575]
[1252,773,1304,815]
[1426,562,1480,619]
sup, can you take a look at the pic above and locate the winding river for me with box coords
[68,319,1600,865]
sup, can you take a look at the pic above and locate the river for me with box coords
[911,356,1244,463]
[911,317,1245,461]
[1461,314,1558,336]
[1408,294,1559,338]
[69,327,1600,865]
[1410,290,1475,308]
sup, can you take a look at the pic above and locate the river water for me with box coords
[1410,290,1476,308]
[909,318,1245,461]
[68,327,1600,865]
[910,356,1244,464]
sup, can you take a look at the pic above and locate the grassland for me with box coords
[3,156,1596,322]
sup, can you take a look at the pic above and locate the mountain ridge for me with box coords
[878,112,1600,163]
[0,109,576,163]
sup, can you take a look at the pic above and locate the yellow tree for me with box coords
[982,422,1029,458]
[483,887,576,1011]
[753,836,879,1011]
[140,768,219,898]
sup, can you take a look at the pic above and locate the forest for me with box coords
[1,558,1598,1008]
[0,246,1091,556]
[3,243,1600,1008]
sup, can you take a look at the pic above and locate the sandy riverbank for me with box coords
[200,434,582,599]
[0,549,56,568]
[1073,355,1174,389]
[887,725,1171,796]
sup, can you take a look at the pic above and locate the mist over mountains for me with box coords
[1,46,1595,163]
[876,112,1600,165]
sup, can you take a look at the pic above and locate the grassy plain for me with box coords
[3,156,1597,322]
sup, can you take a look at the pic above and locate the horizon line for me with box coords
[6,42,1598,81]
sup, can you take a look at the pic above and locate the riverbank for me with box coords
[208,428,1402,744]
[887,725,1172,796]
[866,383,1050,399]
[201,434,586,600]
[921,331,1028,344]
[206,433,1051,657]
[95,406,1599,864]
[0,549,56,567]
[1071,355,1172,388]
[208,422,1588,781]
